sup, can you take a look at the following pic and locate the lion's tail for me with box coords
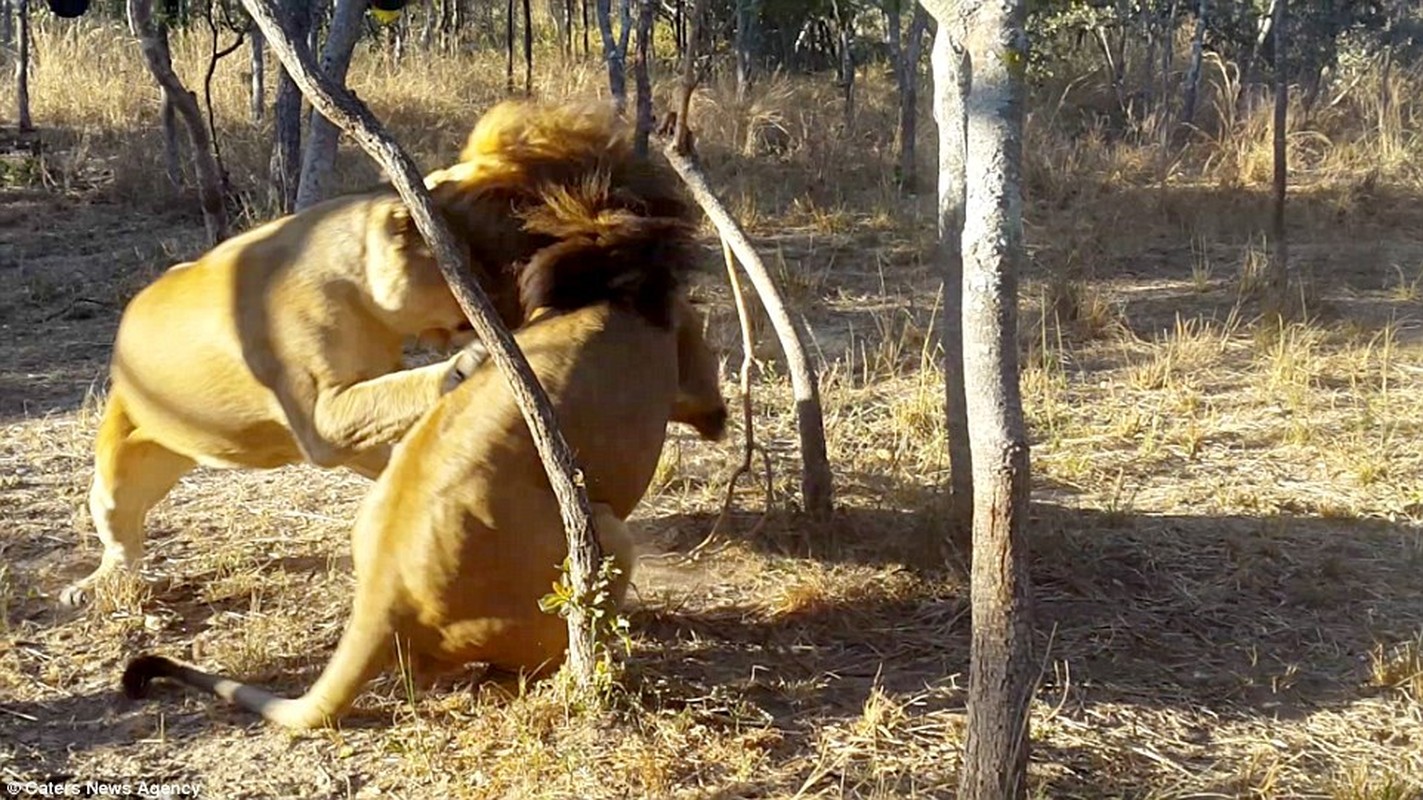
[122,596,396,730]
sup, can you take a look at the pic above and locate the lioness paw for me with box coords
[443,341,490,394]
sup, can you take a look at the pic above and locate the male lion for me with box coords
[66,99,726,607]
[122,175,710,730]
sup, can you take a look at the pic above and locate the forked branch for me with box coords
[238,0,606,690]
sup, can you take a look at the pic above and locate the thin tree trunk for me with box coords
[522,0,532,94]
[896,2,928,191]
[734,0,760,103]
[129,0,229,244]
[930,16,971,543]
[830,0,854,122]
[250,28,266,122]
[294,0,365,211]
[2,0,13,58]
[671,0,705,150]
[632,0,654,153]
[582,0,589,56]
[1179,0,1208,129]
[161,95,182,187]
[16,0,30,133]
[506,0,515,92]
[1238,0,1276,117]
[270,0,309,214]
[239,0,608,692]
[1264,0,1289,322]
[957,0,1034,795]
[563,0,574,55]
[421,0,435,50]
[596,0,627,113]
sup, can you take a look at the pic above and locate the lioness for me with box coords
[123,187,710,729]
[67,99,725,607]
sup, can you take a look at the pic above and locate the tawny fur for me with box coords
[69,99,724,608]
[122,214,720,730]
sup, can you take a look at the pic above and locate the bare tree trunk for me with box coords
[239,0,609,692]
[129,0,229,244]
[957,0,1035,795]
[895,2,928,191]
[505,0,515,92]
[830,0,854,122]
[2,0,13,59]
[294,0,366,211]
[270,0,310,214]
[1263,0,1289,323]
[1179,0,1208,129]
[16,0,30,133]
[733,0,760,103]
[1238,0,1276,117]
[522,0,532,93]
[582,0,589,56]
[596,0,628,112]
[250,28,266,122]
[161,96,183,186]
[929,13,971,542]
[632,0,654,153]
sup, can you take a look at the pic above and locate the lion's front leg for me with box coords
[276,342,489,470]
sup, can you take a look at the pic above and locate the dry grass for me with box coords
[3,16,1423,799]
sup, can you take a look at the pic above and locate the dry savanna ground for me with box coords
[4,17,1423,799]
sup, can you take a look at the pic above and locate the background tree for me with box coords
[129,0,228,243]
[294,0,365,211]
[596,0,632,113]
[1263,0,1289,323]
[269,0,310,213]
[923,0,1033,795]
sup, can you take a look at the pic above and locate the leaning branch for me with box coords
[238,0,606,690]
[656,139,834,519]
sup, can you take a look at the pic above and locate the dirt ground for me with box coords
[4,139,1423,798]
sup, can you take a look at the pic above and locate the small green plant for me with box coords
[539,554,633,699]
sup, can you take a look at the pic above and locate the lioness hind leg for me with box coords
[589,504,636,606]
[62,399,195,607]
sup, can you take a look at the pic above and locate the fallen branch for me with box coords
[656,139,834,519]
[239,0,606,691]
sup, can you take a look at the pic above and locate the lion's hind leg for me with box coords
[62,395,195,607]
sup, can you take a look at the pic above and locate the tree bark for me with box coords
[294,0,366,212]
[250,28,266,122]
[895,2,928,191]
[658,143,834,519]
[596,0,628,113]
[239,0,607,691]
[830,0,854,121]
[733,0,760,103]
[1179,0,1208,129]
[505,0,515,92]
[1263,0,1289,323]
[632,0,654,154]
[957,0,1035,796]
[161,94,183,187]
[2,0,13,60]
[16,0,30,133]
[522,0,532,94]
[270,0,310,214]
[129,0,229,244]
[929,11,972,543]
